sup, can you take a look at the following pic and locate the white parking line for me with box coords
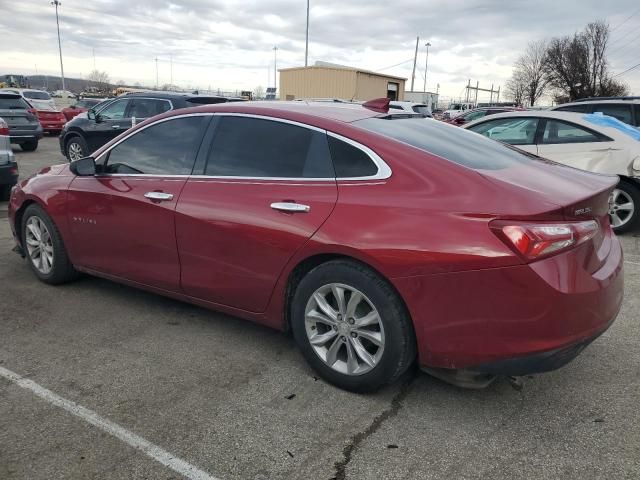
[0,366,221,480]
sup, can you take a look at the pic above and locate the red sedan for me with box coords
[35,109,66,134]
[61,98,106,121]
[8,99,623,392]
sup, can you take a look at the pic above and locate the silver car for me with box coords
[0,116,18,199]
[0,92,43,151]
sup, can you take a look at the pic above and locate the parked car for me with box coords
[52,90,76,99]
[389,101,432,117]
[551,97,640,127]
[464,110,640,232]
[0,88,58,111]
[444,106,524,126]
[59,92,245,161]
[0,117,18,199]
[0,92,43,151]
[9,99,623,392]
[442,102,474,119]
[62,98,106,121]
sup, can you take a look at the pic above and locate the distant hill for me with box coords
[2,73,144,93]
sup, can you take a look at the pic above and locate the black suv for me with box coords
[59,92,244,161]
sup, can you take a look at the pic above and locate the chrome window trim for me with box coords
[94,111,392,181]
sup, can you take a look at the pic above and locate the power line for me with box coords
[613,62,640,77]
[376,58,414,71]
[608,30,640,57]
[611,7,640,32]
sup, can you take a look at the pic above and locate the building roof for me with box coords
[279,62,407,82]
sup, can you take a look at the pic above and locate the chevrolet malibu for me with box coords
[8,99,624,392]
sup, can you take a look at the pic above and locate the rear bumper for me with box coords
[393,230,624,372]
[0,162,19,187]
[10,127,43,143]
[40,119,66,132]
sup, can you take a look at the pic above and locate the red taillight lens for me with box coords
[0,119,8,136]
[493,220,599,261]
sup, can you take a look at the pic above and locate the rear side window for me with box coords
[468,117,539,145]
[129,98,172,118]
[0,96,30,109]
[104,116,206,175]
[23,91,51,100]
[328,137,378,177]
[356,117,530,170]
[542,120,607,144]
[555,104,591,113]
[591,104,633,125]
[205,116,334,178]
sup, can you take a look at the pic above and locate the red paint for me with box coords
[62,105,88,121]
[36,110,66,133]
[8,101,624,372]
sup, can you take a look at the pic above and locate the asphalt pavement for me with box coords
[1,137,639,479]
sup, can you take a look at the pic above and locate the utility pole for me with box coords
[155,57,159,89]
[273,46,278,92]
[410,36,419,92]
[51,1,65,91]
[423,42,431,93]
[305,0,310,66]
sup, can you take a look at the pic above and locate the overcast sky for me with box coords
[1,0,639,102]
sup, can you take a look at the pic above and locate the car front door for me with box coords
[66,114,211,291]
[535,118,615,170]
[86,98,132,151]
[175,114,338,313]
[466,117,539,155]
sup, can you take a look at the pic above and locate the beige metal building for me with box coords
[278,63,406,102]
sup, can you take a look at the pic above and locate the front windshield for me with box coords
[23,91,51,100]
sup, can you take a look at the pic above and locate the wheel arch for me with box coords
[13,199,42,247]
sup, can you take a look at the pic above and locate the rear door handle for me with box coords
[144,191,174,201]
[112,125,120,129]
[270,202,310,213]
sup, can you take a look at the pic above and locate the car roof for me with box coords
[554,98,640,107]
[123,91,239,100]
[463,110,640,142]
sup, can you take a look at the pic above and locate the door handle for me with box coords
[112,125,120,129]
[270,202,310,213]
[144,191,174,201]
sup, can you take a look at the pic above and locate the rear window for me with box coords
[354,117,529,170]
[0,96,30,109]
[23,91,51,100]
[412,105,431,114]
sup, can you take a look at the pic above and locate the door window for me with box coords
[591,104,633,124]
[129,98,172,119]
[103,116,207,175]
[467,117,539,145]
[328,137,378,177]
[98,99,130,120]
[542,120,605,144]
[204,116,334,178]
[463,110,487,121]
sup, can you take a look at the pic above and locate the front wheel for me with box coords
[610,180,640,234]
[65,136,88,162]
[291,260,416,393]
[22,204,79,284]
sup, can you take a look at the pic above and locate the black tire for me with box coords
[611,180,640,234]
[65,135,88,162]
[0,185,11,201]
[21,204,79,285]
[21,140,38,152]
[291,260,416,393]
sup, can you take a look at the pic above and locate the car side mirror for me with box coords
[69,157,96,176]
[87,109,96,120]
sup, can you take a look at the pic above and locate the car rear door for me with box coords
[86,98,132,151]
[535,118,616,170]
[66,114,210,292]
[175,114,338,313]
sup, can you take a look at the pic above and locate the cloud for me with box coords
[1,0,638,98]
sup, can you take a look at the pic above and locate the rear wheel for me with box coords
[22,204,79,284]
[65,136,88,162]
[21,140,38,152]
[291,260,416,392]
[609,180,640,234]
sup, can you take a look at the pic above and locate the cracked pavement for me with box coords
[1,138,639,479]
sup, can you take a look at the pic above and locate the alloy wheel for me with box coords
[68,142,83,161]
[25,216,54,274]
[304,283,385,376]
[609,188,635,229]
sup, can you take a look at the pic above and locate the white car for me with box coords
[464,110,640,232]
[442,102,474,119]
[389,101,432,117]
[0,88,57,111]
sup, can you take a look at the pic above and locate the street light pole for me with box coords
[423,42,431,93]
[51,1,65,91]
[273,46,278,92]
[305,0,310,66]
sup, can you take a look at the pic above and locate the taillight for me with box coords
[491,220,599,261]
[27,108,38,115]
[0,119,8,136]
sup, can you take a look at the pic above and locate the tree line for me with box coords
[506,20,628,106]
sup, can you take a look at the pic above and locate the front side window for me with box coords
[542,120,605,144]
[103,116,206,175]
[591,104,633,125]
[467,117,539,145]
[98,99,130,120]
[204,116,334,178]
[129,98,172,119]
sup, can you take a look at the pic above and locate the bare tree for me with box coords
[515,40,549,106]
[253,85,265,99]
[86,69,111,91]
[543,21,628,100]
[505,70,526,106]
